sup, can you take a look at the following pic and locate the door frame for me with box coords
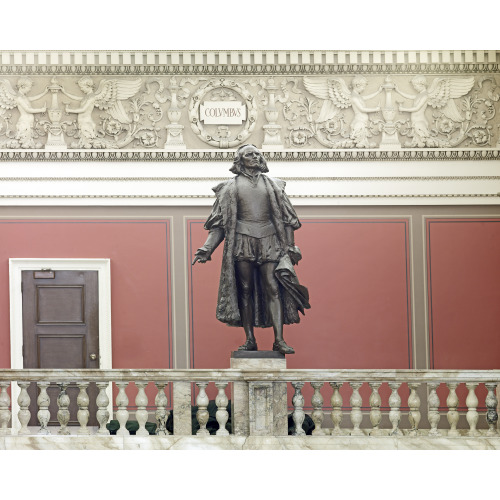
[9,258,112,433]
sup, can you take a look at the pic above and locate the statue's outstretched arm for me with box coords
[20,102,46,114]
[192,228,224,265]
[28,88,49,101]
[399,97,427,113]
[363,87,383,100]
[394,87,416,100]
[65,102,88,113]
[60,88,84,101]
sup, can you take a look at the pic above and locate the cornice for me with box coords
[0,51,497,76]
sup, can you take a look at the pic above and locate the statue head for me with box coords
[16,77,33,94]
[410,75,427,91]
[352,76,368,93]
[78,76,95,94]
[230,144,269,174]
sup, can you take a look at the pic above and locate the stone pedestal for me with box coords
[230,351,287,437]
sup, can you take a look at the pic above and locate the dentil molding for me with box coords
[1,50,498,70]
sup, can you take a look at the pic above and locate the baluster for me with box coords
[195,382,210,436]
[446,383,460,437]
[37,382,51,435]
[388,382,401,436]
[116,382,130,436]
[215,382,229,436]
[349,382,363,436]
[155,382,169,436]
[485,383,499,436]
[466,383,480,437]
[0,382,11,435]
[135,382,149,437]
[76,382,90,435]
[369,382,384,436]
[427,383,441,437]
[311,382,325,435]
[292,382,306,436]
[96,382,110,435]
[330,382,343,436]
[17,382,31,435]
[408,383,421,436]
[56,383,70,435]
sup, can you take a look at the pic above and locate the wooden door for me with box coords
[22,270,99,427]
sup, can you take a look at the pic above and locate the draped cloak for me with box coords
[203,174,310,328]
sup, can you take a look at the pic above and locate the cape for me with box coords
[204,174,309,328]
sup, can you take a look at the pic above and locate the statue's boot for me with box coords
[238,338,258,351]
[272,339,295,355]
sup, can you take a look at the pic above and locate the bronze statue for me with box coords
[192,144,310,354]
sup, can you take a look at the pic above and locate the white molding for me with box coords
[0,159,498,206]
[9,258,112,433]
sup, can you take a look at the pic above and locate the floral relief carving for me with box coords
[0,73,496,151]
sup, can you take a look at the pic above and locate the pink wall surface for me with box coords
[0,219,172,370]
[427,218,500,410]
[427,218,500,369]
[188,218,412,369]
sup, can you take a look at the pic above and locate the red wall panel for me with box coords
[0,220,172,370]
[427,218,500,369]
[188,218,412,371]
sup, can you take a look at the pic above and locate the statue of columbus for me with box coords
[193,144,310,354]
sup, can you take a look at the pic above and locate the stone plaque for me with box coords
[200,101,247,124]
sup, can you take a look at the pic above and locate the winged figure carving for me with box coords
[396,76,475,147]
[304,76,382,148]
[0,77,47,148]
[63,77,143,148]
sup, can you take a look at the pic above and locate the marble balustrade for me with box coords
[0,369,499,438]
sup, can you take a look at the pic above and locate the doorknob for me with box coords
[89,353,97,361]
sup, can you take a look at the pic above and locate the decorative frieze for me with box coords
[0,71,498,154]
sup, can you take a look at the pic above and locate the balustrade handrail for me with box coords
[1,368,500,383]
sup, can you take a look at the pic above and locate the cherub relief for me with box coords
[304,76,382,148]
[395,76,475,147]
[0,77,48,148]
[62,77,142,148]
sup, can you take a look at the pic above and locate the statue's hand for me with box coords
[288,245,302,266]
[192,248,211,265]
